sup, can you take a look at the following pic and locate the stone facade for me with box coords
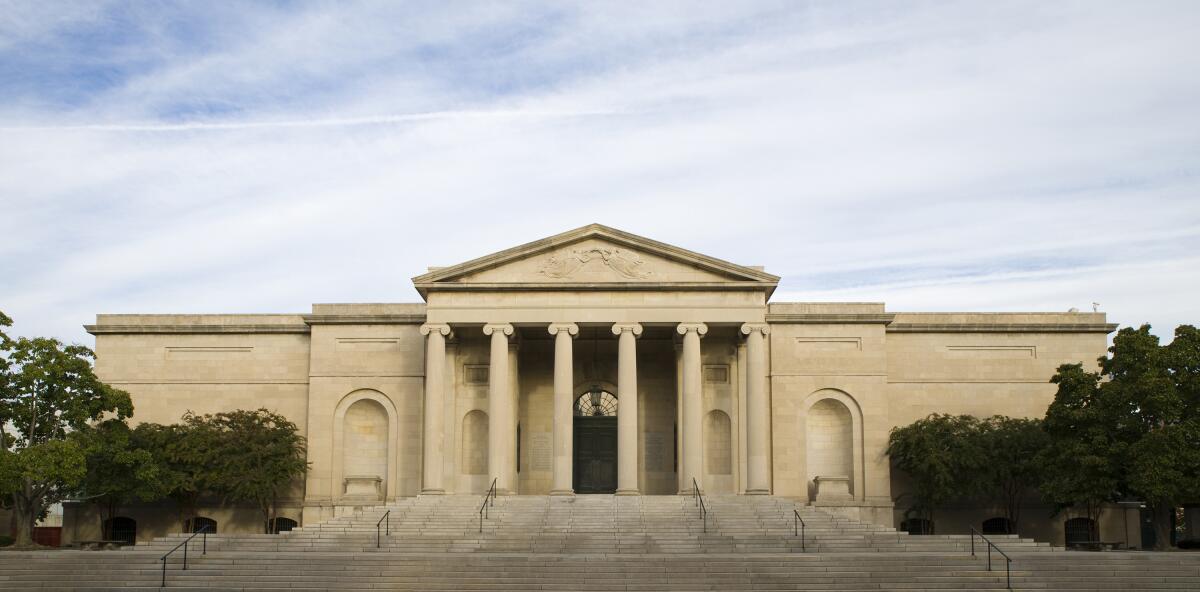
[67,224,1119,545]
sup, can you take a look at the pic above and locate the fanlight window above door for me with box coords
[574,389,618,417]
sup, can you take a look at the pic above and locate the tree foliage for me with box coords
[131,415,227,531]
[977,416,1048,532]
[194,409,308,533]
[887,414,989,524]
[1041,325,1200,549]
[0,311,133,547]
[76,420,165,539]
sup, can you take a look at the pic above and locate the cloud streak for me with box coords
[0,1,1197,344]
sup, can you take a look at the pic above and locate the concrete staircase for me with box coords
[135,495,1057,555]
[1,494,1197,590]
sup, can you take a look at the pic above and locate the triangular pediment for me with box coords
[412,224,778,298]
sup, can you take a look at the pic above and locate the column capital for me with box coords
[740,322,770,336]
[675,322,708,337]
[611,322,643,337]
[420,323,453,337]
[482,323,514,337]
[547,323,579,337]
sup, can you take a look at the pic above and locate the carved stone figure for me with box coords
[539,247,652,279]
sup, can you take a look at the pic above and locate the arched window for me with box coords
[704,410,732,475]
[1065,517,1097,547]
[901,518,934,535]
[982,517,1012,535]
[269,517,298,534]
[575,389,617,417]
[186,516,217,534]
[104,517,137,545]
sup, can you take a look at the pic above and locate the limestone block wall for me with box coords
[451,333,493,494]
[881,312,1112,540]
[303,317,424,522]
[884,314,1110,426]
[699,327,739,494]
[638,334,679,495]
[89,315,313,513]
[766,303,893,524]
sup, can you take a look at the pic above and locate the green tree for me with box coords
[1039,362,1122,538]
[0,311,133,547]
[76,420,165,539]
[132,415,224,532]
[977,416,1048,533]
[205,409,308,533]
[1041,325,1200,550]
[887,414,989,529]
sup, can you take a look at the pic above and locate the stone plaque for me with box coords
[644,432,667,471]
[529,433,552,472]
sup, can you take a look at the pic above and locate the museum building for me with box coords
[68,224,1117,543]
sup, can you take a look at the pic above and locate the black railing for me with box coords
[691,477,709,533]
[160,523,212,588]
[970,526,1013,590]
[478,477,498,533]
[793,509,807,552]
[376,510,390,549]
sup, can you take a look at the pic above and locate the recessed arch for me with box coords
[331,389,399,503]
[704,410,732,475]
[462,410,489,475]
[800,388,865,502]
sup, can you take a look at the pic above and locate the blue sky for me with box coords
[1,1,1198,345]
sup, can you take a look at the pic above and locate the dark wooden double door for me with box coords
[573,416,617,493]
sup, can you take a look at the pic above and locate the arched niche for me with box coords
[331,389,399,503]
[342,398,389,500]
[461,410,489,475]
[704,410,732,475]
[800,389,865,503]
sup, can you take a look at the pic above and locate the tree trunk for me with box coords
[1151,502,1175,551]
[12,490,36,547]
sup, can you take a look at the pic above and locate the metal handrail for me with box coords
[159,523,212,587]
[478,477,498,533]
[970,526,1013,590]
[793,509,806,552]
[691,477,709,533]
[375,510,390,548]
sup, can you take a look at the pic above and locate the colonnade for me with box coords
[419,322,769,495]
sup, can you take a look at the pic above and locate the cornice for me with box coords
[765,313,897,324]
[85,324,310,335]
[886,322,1119,334]
[413,281,775,293]
[302,314,426,325]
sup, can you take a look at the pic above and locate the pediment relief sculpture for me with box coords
[538,247,653,280]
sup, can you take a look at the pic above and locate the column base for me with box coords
[743,488,769,495]
[419,489,446,495]
[549,489,575,496]
[614,489,641,496]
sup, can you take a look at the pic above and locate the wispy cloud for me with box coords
[0,1,1197,344]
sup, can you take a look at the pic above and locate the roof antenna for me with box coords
[1092,302,1100,312]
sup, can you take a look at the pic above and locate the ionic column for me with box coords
[483,323,515,494]
[420,323,452,495]
[741,323,770,495]
[677,322,707,493]
[548,323,579,495]
[612,322,643,495]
